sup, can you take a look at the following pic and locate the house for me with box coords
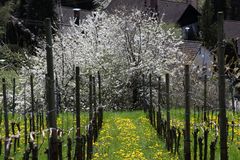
[59,0,205,72]
[224,20,240,55]
[60,0,200,40]
[187,20,240,78]
[179,40,202,64]
[193,45,213,77]
[59,0,240,66]
[207,0,240,55]
[107,0,200,40]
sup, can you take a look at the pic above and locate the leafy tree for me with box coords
[25,0,57,36]
[18,10,186,110]
[15,0,27,18]
[0,44,29,70]
[0,1,15,43]
[199,0,217,49]
[212,0,230,19]
[0,0,10,6]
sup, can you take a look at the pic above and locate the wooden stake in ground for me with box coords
[142,74,147,112]
[75,67,81,160]
[45,18,58,160]
[23,84,28,150]
[166,74,170,129]
[76,67,81,136]
[204,129,209,160]
[97,71,103,130]
[98,71,101,105]
[203,67,207,122]
[30,74,35,132]
[12,78,16,118]
[165,74,171,150]
[149,74,153,125]
[93,76,97,112]
[92,76,98,142]
[89,74,93,121]
[184,65,191,160]
[217,11,228,160]
[2,78,10,160]
[157,76,162,136]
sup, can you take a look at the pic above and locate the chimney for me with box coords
[144,0,147,8]
[150,0,158,13]
[73,8,80,25]
[187,0,198,9]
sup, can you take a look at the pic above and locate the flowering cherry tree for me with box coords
[18,10,186,110]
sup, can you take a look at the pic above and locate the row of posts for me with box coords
[1,70,104,160]
[1,18,104,160]
[45,17,104,160]
[145,12,228,160]
[145,65,224,160]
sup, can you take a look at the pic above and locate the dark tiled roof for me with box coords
[224,20,240,54]
[106,0,198,24]
[157,1,189,23]
[224,20,240,39]
[61,0,199,25]
[179,40,202,61]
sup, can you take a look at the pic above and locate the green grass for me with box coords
[93,111,178,160]
[0,109,238,159]
[93,109,240,160]
[0,112,89,160]
[0,69,18,92]
[160,107,240,160]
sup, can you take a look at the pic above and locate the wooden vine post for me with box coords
[30,74,35,133]
[184,65,191,160]
[93,77,97,113]
[204,129,209,160]
[87,73,93,160]
[149,74,153,125]
[142,74,147,112]
[98,71,101,106]
[89,74,93,121]
[30,74,38,159]
[166,73,170,150]
[98,71,103,130]
[12,78,16,118]
[45,18,58,160]
[75,67,81,160]
[2,78,10,160]
[217,11,228,160]
[157,76,162,136]
[203,67,207,122]
[23,84,28,150]
[92,76,98,142]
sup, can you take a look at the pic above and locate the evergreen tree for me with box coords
[25,0,57,36]
[61,0,109,10]
[0,1,15,43]
[199,0,217,49]
[16,0,27,18]
[0,0,10,6]
[212,0,231,20]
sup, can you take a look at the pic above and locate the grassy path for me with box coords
[93,111,178,160]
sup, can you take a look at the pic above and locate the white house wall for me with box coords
[193,46,213,77]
